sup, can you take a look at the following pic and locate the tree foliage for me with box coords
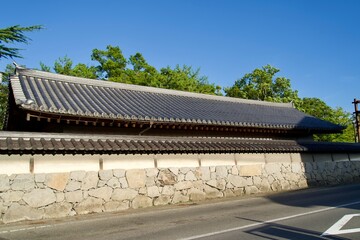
[224,65,302,108]
[0,25,42,59]
[90,45,221,94]
[225,66,354,142]
[300,98,354,142]
[41,56,97,79]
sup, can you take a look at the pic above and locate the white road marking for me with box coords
[178,200,360,240]
[322,213,360,236]
[0,224,52,234]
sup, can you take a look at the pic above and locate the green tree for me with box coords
[301,98,353,142]
[91,45,128,80]
[159,65,220,95]
[90,45,221,95]
[0,25,42,59]
[0,64,16,129]
[41,56,97,79]
[224,65,301,107]
[225,65,354,142]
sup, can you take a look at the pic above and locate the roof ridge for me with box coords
[15,67,294,108]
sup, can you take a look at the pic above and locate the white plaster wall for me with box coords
[34,155,99,173]
[0,155,30,174]
[156,154,199,168]
[102,154,155,170]
[290,153,302,163]
[265,153,292,163]
[299,153,314,162]
[332,154,350,162]
[350,153,360,161]
[313,154,333,162]
[200,154,235,166]
[235,153,266,165]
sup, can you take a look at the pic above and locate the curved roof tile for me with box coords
[10,67,343,132]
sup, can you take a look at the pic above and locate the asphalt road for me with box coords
[0,184,360,240]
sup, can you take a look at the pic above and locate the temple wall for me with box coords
[0,153,360,224]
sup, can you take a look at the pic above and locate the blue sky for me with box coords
[1,0,359,113]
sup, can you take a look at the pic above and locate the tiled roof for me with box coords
[10,67,343,133]
[0,132,358,155]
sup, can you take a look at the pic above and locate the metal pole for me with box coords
[353,98,360,143]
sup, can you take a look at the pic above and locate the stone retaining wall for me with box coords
[1,160,360,224]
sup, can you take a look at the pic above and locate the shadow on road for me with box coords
[265,184,360,210]
[237,216,349,240]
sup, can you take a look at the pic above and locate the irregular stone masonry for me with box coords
[0,161,360,224]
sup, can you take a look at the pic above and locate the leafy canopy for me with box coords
[224,65,302,108]
[43,45,221,95]
[0,25,42,59]
[225,65,353,142]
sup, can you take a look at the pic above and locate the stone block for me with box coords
[107,177,121,188]
[174,181,193,190]
[291,163,303,174]
[147,186,160,198]
[119,177,128,188]
[259,179,271,192]
[188,188,206,201]
[126,169,146,189]
[66,180,81,192]
[45,173,70,191]
[2,203,43,224]
[11,174,35,191]
[224,189,235,198]
[158,169,177,185]
[34,173,46,183]
[215,166,228,179]
[245,186,259,195]
[81,172,99,190]
[146,168,159,177]
[56,192,65,202]
[99,170,113,181]
[88,187,113,201]
[70,171,86,181]
[168,167,179,175]
[154,195,171,206]
[206,179,225,190]
[65,190,83,203]
[44,202,72,219]
[185,171,197,181]
[113,169,126,178]
[203,185,223,199]
[75,197,103,214]
[0,174,10,192]
[239,165,262,177]
[1,191,24,203]
[112,188,138,201]
[23,188,56,208]
[132,195,153,209]
[162,185,175,195]
[172,191,189,204]
[228,175,247,188]
[231,166,239,175]
[180,167,191,174]
[104,201,129,212]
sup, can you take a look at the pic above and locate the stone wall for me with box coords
[1,159,360,224]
